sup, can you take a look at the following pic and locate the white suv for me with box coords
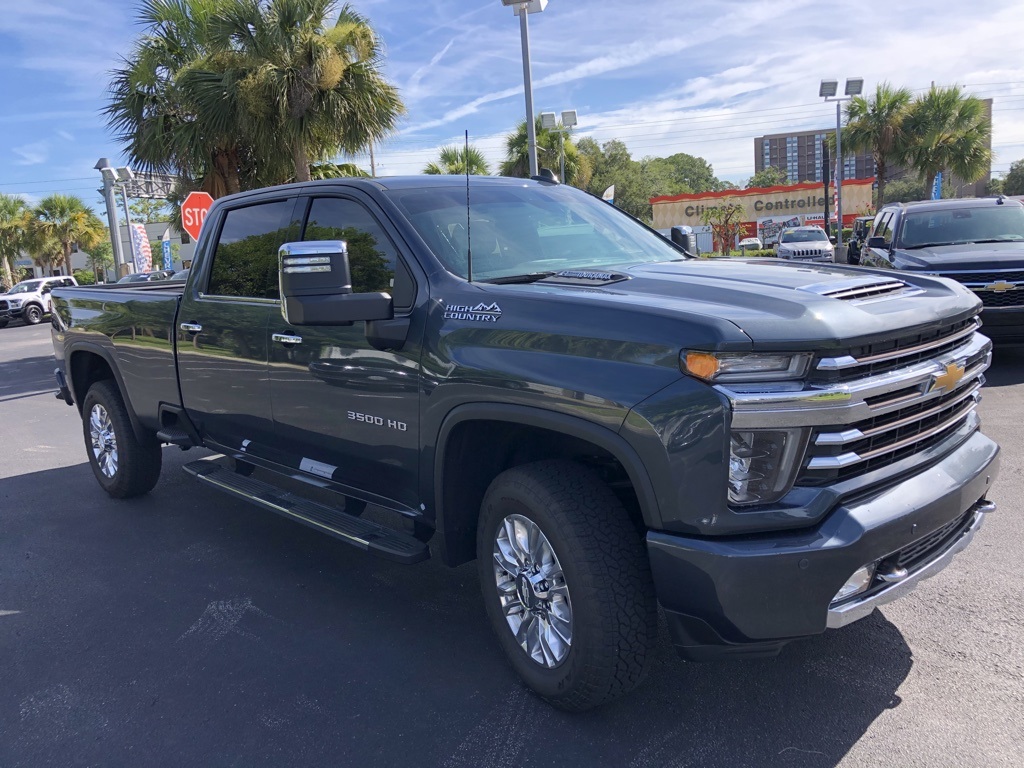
[775,226,835,263]
[0,276,77,328]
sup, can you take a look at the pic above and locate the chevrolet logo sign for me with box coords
[983,281,1017,292]
[930,361,966,393]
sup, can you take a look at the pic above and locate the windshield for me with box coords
[780,229,828,243]
[7,281,42,294]
[385,183,685,280]
[900,205,1024,248]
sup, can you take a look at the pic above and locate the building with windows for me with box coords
[754,129,874,184]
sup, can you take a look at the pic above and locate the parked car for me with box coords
[774,226,835,262]
[170,269,190,281]
[845,216,875,265]
[0,275,77,328]
[52,176,998,710]
[860,196,1024,343]
[738,236,763,251]
[117,269,175,284]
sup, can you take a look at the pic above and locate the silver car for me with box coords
[775,226,835,263]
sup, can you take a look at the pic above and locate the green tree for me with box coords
[842,82,914,210]
[578,137,652,220]
[746,166,788,189]
[129,199,170,223]
[902,85,991,199]
[106,0,403,195]
[424,144,490,175]
[197,0,404,183]
[700,200,745,256]
[1002,159,1024,196]
[310,162,371,179]
[86,239,116,282]
[0,193,31,290]
[881,176,955,204]
[500,117,590,187]
[644,152,723,195]
[30,194,105,274]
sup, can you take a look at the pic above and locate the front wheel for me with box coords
[0,319,8,329]
[476,460,657,711]
[82,380,162,498]
[22,304,43,325]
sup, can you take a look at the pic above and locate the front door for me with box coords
[267,194,422,510]
[178,197,299,454]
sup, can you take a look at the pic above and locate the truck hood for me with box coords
[894,242,1024,271]
[505,259,981,351]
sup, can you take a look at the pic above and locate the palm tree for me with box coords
[199,0,404,183]
[30,195,105,275]
[841,82,914,209]
[106,0,251,198]
[0,193,31,290]
[500,117,591,187]
[902,85,992,197]
[424,145,490,175]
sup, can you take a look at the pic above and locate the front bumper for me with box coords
[647,430,999,660]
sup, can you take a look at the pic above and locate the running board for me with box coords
[183,460,429,564]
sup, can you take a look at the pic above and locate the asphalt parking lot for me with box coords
[1,322,1022,767]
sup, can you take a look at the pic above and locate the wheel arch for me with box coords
[433,403,661,567]
[68,343,150,444]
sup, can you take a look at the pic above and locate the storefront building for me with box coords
[650,178,876,247]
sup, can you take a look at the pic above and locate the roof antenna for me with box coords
[465,129,473,283]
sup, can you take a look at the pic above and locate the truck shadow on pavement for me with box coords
[1,453,912,768]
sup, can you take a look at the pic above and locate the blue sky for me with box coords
[1,0,1022,208]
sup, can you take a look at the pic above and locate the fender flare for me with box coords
[66,341,150,444]
[432,403,662,564]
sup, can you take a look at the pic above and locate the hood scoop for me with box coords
[541,270,631,286]
[799,276,919,303]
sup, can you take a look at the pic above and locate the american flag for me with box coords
[130,223,153,273]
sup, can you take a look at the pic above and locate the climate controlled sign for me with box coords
[181,191,214,241]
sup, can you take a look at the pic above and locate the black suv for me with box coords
[861,197,1024,342]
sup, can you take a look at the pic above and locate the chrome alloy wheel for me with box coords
[89,404,118,478]
[492,514,573,668]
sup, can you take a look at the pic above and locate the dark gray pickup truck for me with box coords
[52,176,1000,710]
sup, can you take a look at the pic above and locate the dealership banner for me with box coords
[129,223,153,274]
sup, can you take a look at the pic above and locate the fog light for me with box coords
[831,564,875,604]
[728,429,807,506]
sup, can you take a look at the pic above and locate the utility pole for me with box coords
[822,141,831,229]
[95,158,127,277]
[369,143,376,177]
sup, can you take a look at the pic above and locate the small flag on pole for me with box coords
[130,223,153,273]
[161,227,173,270]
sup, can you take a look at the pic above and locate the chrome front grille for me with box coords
[814,317,979,383]
[721,324,991,490]
[936,269,1024,309]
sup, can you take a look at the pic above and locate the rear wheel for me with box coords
[476,460,657,711]
[82,380,162,498]
[23,304,43,325]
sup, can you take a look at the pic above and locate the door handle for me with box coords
[180,322,203,334]
[272,333,303,345]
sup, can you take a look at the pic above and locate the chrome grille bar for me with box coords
[818,318,980,371]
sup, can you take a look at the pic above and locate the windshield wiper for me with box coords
[903,242,955,249]
[481,271,556,284]
[969,238,1024,244]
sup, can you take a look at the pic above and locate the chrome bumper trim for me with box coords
[826,499,995,629]
[722,332,992,428]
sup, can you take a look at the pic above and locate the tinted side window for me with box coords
[879,212,897,246]
[207,199,296,299]
[303,197,414,309]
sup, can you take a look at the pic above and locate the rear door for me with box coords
[267,193,423,509]
[178,196,300,454]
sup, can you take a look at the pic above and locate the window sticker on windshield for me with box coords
[443,302,502,322]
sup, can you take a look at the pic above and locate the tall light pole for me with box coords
[502,0,547,177]
[540,109,578,183]
[819,77,863,249]
[95,158,128,278]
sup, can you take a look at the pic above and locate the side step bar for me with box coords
[183,460,429,564]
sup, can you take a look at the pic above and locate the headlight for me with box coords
[8,299,22,307]
[728,429,808,505]
[681,351,811,382]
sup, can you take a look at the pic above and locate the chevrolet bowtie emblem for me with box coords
[930,361,966,393]
[984,281,1017,292]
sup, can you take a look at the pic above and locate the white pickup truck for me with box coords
[0,275,77,328]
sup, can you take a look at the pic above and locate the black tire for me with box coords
[23,304,43,325]
[82,380,162,498]
[0,320,8,329]
[476,460,657,711]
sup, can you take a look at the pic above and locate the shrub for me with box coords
[73,269,96,285]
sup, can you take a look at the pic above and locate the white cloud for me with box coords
[12,142,49,166]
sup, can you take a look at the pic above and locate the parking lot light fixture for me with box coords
[502,0,548,177]
[539,108,578,183]
[821,77,864,248]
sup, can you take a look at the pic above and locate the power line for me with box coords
[0,176,95,188]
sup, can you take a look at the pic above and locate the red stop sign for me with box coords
[181,191,214,241]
